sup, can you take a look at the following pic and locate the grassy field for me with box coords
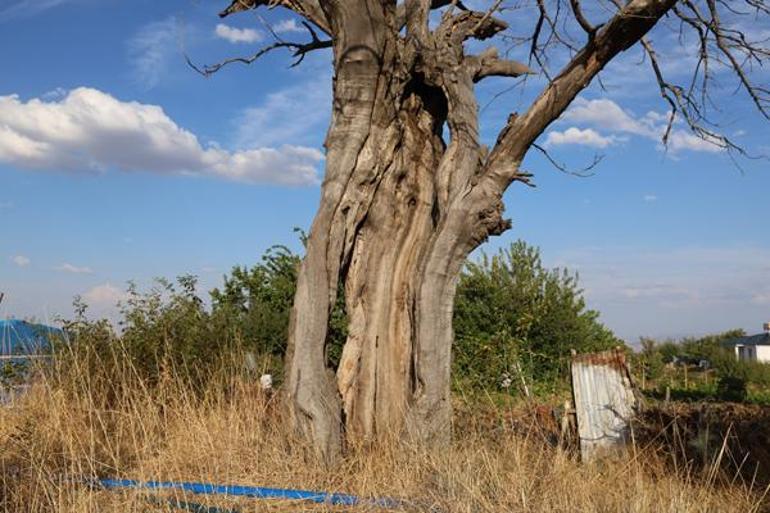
[1,349,768,513]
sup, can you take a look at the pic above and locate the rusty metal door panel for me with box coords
[571,349,637,462]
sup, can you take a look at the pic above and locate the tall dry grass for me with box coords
[1,344,766,513]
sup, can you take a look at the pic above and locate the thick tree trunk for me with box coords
[283,5,490,463]
[285,67,471,461]
[278,0,676,464]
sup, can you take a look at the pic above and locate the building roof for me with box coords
[723,332,770,347]
[0,319,63,355]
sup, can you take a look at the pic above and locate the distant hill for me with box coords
[0,320,63,355]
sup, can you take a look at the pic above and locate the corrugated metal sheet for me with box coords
[571,348,637,462]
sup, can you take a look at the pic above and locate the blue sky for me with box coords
[0,0,768,343]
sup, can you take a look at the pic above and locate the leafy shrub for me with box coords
[453,241,621,394]
[61,238,620,397]
[717,375,748,402]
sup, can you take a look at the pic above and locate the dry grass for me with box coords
[1,349,766,513]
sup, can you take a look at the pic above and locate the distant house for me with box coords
[724,323,770,363]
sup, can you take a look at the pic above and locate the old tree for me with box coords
[207,0,769,462]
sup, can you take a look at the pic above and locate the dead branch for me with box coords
[532,143,602,178]
[470,47,535,82]
[569,0,596,36]
[219,0,330,35]
[484,0,681,194]
[187,21,331,75]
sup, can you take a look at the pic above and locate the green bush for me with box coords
[717,375,748,402]
[453,241,621,394]
[636,330,770,404]
[61,238,621,398]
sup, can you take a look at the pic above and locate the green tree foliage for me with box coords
[209,244,348,372]
[118,275,220,383]
[638,338,665,381]
[636,330,770,403]
[60,243,341,387]
[60,239,621,396]
[453,241,621,393]
[210,246,300,359]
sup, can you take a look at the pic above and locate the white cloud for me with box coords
[0,0,67,23]
[544,127,618,148]
[12,255,30,267]
[558,97,725,154]
[273,19,304,33]
[83,283,126,307]
[127,17,180,90]
[215,23,263,44]
[561,97,659,137]
[55,263,93,274]
[643,194,658,202]
[0,87,322,185]
[666,131,723,153]
[236,79,331,148]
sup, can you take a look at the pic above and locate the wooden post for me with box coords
[559,399,574,453]
[514,360,530,398]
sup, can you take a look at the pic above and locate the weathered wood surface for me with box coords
[571,348,638,462]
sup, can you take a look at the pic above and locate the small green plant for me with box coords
[717,375,748,402]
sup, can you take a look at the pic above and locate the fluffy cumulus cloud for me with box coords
[0,88,322,185]
[561,98,660,137]
[11,255,30,267]
[82,283,126,308]
[546,97,724,153]
[215,23,263,43]
[272,19,304,33]
[544,127,619,149]
[55,263,93,274]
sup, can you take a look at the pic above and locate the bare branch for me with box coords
[219,0,331,35]
[396,0,468,30]
[470,47,535,82]
[569,0,597,36]
[187,22,331,76]
[531,143,602,178]
[483,0,680,194]
[404,0,432,42]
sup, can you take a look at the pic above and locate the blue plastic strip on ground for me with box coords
[97,479,403,509]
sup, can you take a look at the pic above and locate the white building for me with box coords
[726,323,770,363]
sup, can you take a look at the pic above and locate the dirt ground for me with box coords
[455,397,770,494]
[635,401,770,489]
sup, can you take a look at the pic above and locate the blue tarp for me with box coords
[0,319,63,356]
